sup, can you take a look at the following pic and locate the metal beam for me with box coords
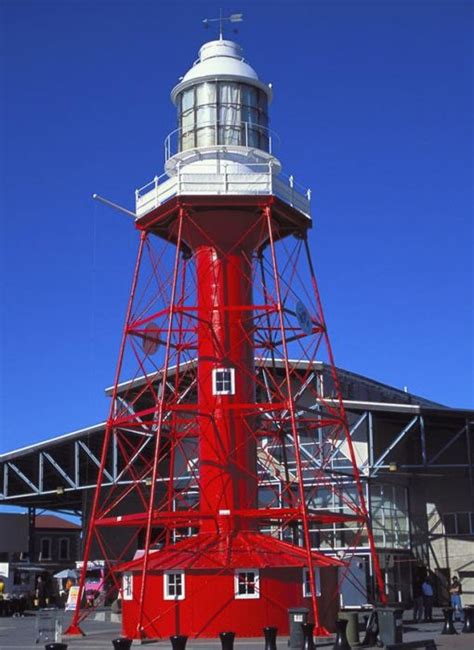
[372,416,419,477]
[42,452,76,488]
[7,462,40,493]
[427,425,467,466]
[77,441,114,483]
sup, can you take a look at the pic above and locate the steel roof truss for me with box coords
[372,416,419,477]
[76,441,113,483]
[42,452,76,488]
[7,461,40,493]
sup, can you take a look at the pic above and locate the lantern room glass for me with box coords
[178,81,269,152]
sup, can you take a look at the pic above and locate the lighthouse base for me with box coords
[118,531,341,639]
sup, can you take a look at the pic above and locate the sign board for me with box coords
[65,585,80,611]
[0,563,9,578]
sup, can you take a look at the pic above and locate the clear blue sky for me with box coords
[0,0,472,454]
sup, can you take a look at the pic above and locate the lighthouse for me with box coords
[67,26,385,641]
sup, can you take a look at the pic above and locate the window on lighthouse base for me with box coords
[164,571,185,600]
[303,567,321,598]
[234,569,260,599]
[212,368,235,395]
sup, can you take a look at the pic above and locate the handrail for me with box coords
[134,162,312,217]
[164,121,281,161]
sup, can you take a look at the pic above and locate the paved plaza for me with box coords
[0,608,472,649]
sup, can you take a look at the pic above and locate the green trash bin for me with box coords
[338,610,360,645]
[376,607,403,645]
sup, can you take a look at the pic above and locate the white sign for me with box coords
[65,585,80,611]
[0,563,9,578]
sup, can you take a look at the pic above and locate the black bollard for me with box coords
[45,645,68,650]
[170,635,188,649]
[462,607,474,633]
[112,638,133,650]
[263,626,278,650]
[301,622,315,650]
[441,608,458,635]
[220,631,236,650]
[333,618,351,650]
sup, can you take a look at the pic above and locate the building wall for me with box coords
[121,567,338,638]
[409,475,474,605]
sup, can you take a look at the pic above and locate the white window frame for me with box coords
[234,569,260,599]
[163,571,185,601]
[303,567,321,598]
[212,368,235,395]
[122,573,133,601]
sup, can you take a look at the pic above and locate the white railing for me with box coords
[135,163,311,219]
[164,122,280,161]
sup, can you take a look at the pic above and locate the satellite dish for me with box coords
[142,322,160,356]
[295,300,313,335]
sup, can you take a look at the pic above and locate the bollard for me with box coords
[462,607,474,633]
[441,608,457,635]
[170,635,188,650]
[112,638,133,650]
[45,645,68,650]
[301,622,315,650]
[220,631,236,650]
[333,618,351,650]
[263,626,278,650]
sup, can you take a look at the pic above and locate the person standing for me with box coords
[449,576,464,622]
[35,576,46,608]
[422,577,434,622]
[413,578,424,623]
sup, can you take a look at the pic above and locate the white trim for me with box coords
[163,571,185,601]
[212,368,235,396]
[234,569,260,599]
[303,567,321,598]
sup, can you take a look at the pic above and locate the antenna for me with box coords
[202,10,243,40]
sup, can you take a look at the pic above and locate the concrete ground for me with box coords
[0,608,472,649]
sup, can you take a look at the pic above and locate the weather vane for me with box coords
[202,9,243,40]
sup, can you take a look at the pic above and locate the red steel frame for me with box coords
[66,195,386,639]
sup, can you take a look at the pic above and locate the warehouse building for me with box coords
[1,361,472,607]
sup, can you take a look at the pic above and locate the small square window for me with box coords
[212,368,235,395]
[234,569,259,599]
[164,571,185,600]
[122,573,133,601]
[303,567,321,598]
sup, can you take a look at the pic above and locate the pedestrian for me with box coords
[413,578,423,623]
[35,576,46,608]
[421,576,434,622]
[449,576,464,622]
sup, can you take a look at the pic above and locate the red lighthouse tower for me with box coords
[68,31,385,641]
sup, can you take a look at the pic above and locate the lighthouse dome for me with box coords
[171,39,272,104]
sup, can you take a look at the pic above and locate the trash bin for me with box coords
[376,607,403,645]
[36,608,63,645]
[288,607,309,648]
[338,610,360,645]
